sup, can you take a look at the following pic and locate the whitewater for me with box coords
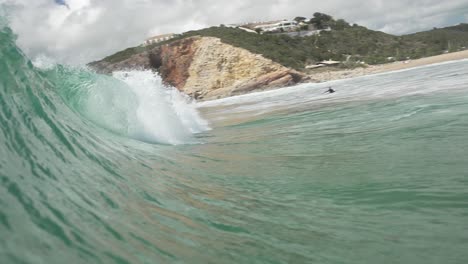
[1,24,468,264]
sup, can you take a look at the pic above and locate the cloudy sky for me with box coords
[1,0,467,64]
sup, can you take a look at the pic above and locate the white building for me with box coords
[254,20,299,33]
[238,27,258,34]
[143,33,175,46]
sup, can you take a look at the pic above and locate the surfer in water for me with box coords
[324,87,335,94]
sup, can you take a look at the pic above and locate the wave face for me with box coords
[2,23,468,264]
[45,66,209,145]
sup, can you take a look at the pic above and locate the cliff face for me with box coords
[177,37,305,99]
[149,38,198,91]
[91,36,307,100]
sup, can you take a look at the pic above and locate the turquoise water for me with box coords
[1,25,468,264]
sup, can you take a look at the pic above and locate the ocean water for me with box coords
[1,24,468,264]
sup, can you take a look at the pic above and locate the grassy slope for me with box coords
[92,23,468,71]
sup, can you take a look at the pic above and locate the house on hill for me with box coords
[143,33,175,46]
[254,20,299,33]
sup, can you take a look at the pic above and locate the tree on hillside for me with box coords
[309,12,333,29]
[331,19,351,30]
[294,16,307,23]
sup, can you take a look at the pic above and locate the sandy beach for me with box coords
[309,49,468,82]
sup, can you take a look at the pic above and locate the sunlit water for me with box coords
[1,25,468,264]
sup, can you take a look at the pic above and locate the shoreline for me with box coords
[307,50,468,82]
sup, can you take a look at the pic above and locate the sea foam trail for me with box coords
[198,59,468,123]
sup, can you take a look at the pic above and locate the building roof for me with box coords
[145,33,175,41]
[320,60,340,65]
[244,20,283,29]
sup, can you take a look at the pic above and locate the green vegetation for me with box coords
[177,22,468,69]
[309,12,334,29]
[94,46,146,64]
[93,13,468,71]
[89,36,178,65]
[402,24,468,55]
[293,17,307,23]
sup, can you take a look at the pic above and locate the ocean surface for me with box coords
[1,25,468,264]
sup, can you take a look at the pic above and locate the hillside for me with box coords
[88,16,468,99]
[90,17,468,71]
[401,24,468,56]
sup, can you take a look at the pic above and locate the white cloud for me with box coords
[1,0,467,64]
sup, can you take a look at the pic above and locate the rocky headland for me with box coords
[90,36,307,100]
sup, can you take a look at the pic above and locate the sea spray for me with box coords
[112,70,210,144]
[32,54,57,70]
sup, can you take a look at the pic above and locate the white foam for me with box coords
[32,54,57,70]
[110,70,210,145]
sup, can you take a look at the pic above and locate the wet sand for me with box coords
[309,50,468,82]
